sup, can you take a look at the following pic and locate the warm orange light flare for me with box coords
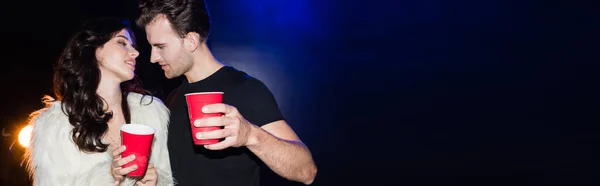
[18,125,33,147]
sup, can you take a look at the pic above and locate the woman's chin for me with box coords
[119,72,136,82]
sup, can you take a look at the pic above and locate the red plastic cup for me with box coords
[185,92,224,145]
[120,124,155,177]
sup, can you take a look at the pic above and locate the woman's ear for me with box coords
[95,46,105,62]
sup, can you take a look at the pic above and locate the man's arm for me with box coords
[196,109,318,185]
[246,120,317,185]
[196,77,317,184]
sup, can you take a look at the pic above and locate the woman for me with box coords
[24,17,174,186]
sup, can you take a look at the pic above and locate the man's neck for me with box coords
[97,78,122,111]
[184,45,224,83]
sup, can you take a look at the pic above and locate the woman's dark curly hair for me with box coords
[53,17,150,153]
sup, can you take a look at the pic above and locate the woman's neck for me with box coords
[97,79,122,110]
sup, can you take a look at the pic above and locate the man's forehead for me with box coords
[146,16,176,42]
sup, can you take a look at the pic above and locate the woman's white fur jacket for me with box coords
[24,93,175,186]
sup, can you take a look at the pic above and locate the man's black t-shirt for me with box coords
[166,66,284,186]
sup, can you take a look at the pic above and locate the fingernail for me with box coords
[133,165,138,169]
[202,106,208,113]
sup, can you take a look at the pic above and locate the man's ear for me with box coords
[184,32,201,52]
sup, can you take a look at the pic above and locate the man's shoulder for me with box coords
[221,66,253,85]
[221,66,268,91]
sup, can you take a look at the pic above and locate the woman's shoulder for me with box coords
[26,96,75,159]
[28,96,69,129]
[127,92,170,135]
[126,92,166,108]
[126,92,169,120]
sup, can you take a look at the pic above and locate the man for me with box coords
[135,0,317,185]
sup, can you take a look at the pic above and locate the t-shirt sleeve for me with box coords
[234,78,285,127]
